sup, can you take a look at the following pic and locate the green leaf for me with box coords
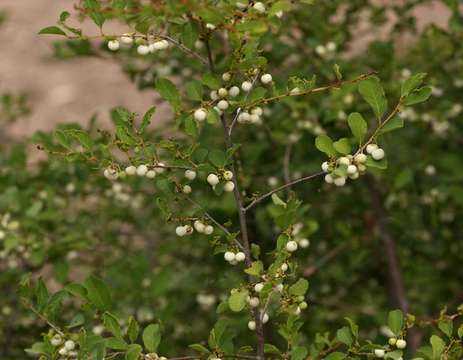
[64,283,88,298]
[457,324,463,338]
[347,112,368,143]
[344,317,359,339]
[90,12,105,29]
[38,26,66,36]
[181,22,199,49]
[127,316,140,343]
[142,324,161,353]
[358,77,388,119]
[291,346,307,360]
[202,73,221,89]
[388,310,404,335]
[289,279,309,296]
[208,149,227,168]
[228,290,248,312]
[264,344,281,354]
[186,80,203,101]
[315,135,336,157]
[244,261,264,276]
[401,73,427,97]
[404,87,432,106]
[84,275,112,311]
[207,109,219,124]
[378,116,404,136]
[271,193,287,208]
[189,343,210,354]
[106,337,128,350]
[366,156,387,170]
[336,326,353,346]
[141,107,156,132]
[430,335,445,360]
[438,318,453,338]
[155,78,181,110]
[103,312,121,339]
[333,138,352,155]
[324,352,347,360]
[385,350,403,359]
[125,344,142,360]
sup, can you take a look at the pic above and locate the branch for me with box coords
[244,172,325,212]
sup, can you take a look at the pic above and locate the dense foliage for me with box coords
[1,1,463,360]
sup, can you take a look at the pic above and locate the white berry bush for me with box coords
[1,1,463,359]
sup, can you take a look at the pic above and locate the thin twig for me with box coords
[244,172,325,212]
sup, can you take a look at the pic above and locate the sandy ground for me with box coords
[0,1,452,139]
[0,0,155,138]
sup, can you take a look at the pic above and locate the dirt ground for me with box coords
[0,1,451,139]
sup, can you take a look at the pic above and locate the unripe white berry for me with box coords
[108,40,120,51]
[248,320,256,330]
[222,72,232,82]
[366,143,379,154]
[396,339,407,349]
[185,170,197,181]
[194,109,207,122]
[299,238,310,248]
[294,306,301,315]
[251,107,263,116]
[64,340,75,351]
[125,165,137,175]
[51,335,62,347]
[354,153,367,164]
[326,42,337,52]
[248,297,260,307]
[388,337,397,346]
[120,34,133,45]
[176,226,187,237]
[104,168,118,180]
[58,347,67,356]
[136,164,148,176]
[286,241,298,252]
[347,165,358,175]
[357,164,367,172]
[262,312,269,323]
[299,301,308,310]
[223,170,234,180]
[338,157,350,166]
[218,88,228,97]
[321,161,330,172]
[194,220,205,233]
[224,181,235,192]
[250,114,260,123]
[254,282,264,293]
[235,252,246,262]
[204,225,214,235]
[241,81,253,92]
[374,349,385,358]
[217,100,229,110]
[325,174,334,184]
[154,162,166,173]
[229,86,240,97]
[315,45,326,56]
[224,251,236,262]
[372,148,385,160]
[137,45,150,55]
[334,176,346,187]
[280,263,288,272]
[238,112,251,123]
[253,2,266,13]
[182,185,192,194]
[348,172,359,180]
[261,73,273,84]
[207,173,220,186]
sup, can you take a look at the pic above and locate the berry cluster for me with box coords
[322,144,386,186]
[373,337,407,358]
[176,220,214,237]
[224,250,246,265]
[207,171,235,192]
[107,34,170,56]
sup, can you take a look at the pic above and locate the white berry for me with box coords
[146,170,156,179]
[248,320,256,330]
[194,220,205,233]
[204,225,214,235]
[286,241,298,252]
[280,263,288,272]
[262,312,269,323]
[372,148,385,160]
[241,81,253,92]
[210,90,219,101]
[194,109,207,121]
[125,165,136,176]
[338,157,350,166]
[260,73,272,84]
[217,100,229,110]
[396,339,406,349]
[218,88,228,97]
[254,282,264,293]
[253,2,266,13]
[248,297,259,307]
[299,238,310,248]
[207,174,220,186]
[136,164,148,176]
[229,86,240,97]
[224,181,235,192]
[224,251,236,262]
[64,340,75,351]
[58,347,67,356]
[120,34,133,45]
[223,170,233,180]
[334,177,346,187]
[347,165,358,175]
[137,45,150,55]
[325,174,334,184]
[108,40,120,51]
[321,161,330,172]
[185,170,197,181]
[374,349,385,358]
[222,72,232,82]
[366,143,379,154]
[354,153,367,164]
[176,226,187,237]
[235,252,246,262]
[182,185,192,194]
